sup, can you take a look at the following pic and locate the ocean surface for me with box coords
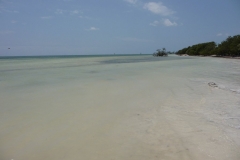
[0,54,240,160]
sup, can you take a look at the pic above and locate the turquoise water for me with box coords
[0,54,239,92]
[0,54,192,90]
[0,54,240,160]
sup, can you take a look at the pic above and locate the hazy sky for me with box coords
[0,0,240,56]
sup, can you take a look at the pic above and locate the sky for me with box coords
[0,0,240,56]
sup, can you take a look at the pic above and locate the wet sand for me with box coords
[0,55,240,160]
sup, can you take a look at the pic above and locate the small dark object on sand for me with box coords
[208,82,218,87]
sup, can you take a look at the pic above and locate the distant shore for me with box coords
[178,54,240,59]
[217,56,240,59]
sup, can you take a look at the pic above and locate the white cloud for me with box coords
[70,10,79,15]
[79,16,91,19]
[87,27,99,31]
[2,9,19,13]
[41,16,53,19]
[55,9,66,15]
[55,9,80,16]
[149,19,177,27]
[11,20,17,24]
[121,37,150,42]
[124,0,138,4]
[150,20,160,26]
[217,33,229,37]
[0,30,14,34]
[143,2,174,16]
[163,18,177,26]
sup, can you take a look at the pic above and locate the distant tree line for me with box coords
[176,35,240,57]
[153,48,175,57]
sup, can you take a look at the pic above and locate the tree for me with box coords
[237,44,240,51]
[176,35,240,57]
[216,35,240,56]
[153,48,168,57]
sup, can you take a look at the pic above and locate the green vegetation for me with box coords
[153,48,168,57]
[153,48,175,57]
[176,35,240,57]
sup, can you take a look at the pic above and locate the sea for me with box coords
[0,54,240,160]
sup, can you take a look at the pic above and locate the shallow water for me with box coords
[0,55,240,160]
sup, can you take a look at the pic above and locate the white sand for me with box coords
[0,55,240,160]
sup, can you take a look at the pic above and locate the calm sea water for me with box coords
[0,54,192,90]
[0,54,239,92]
[0,54,240,160]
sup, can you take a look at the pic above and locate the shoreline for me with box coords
[215,56,240,59]
[1,56,240,160]
[177,54,240,59]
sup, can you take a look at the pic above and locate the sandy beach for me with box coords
[0,55,240,160]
